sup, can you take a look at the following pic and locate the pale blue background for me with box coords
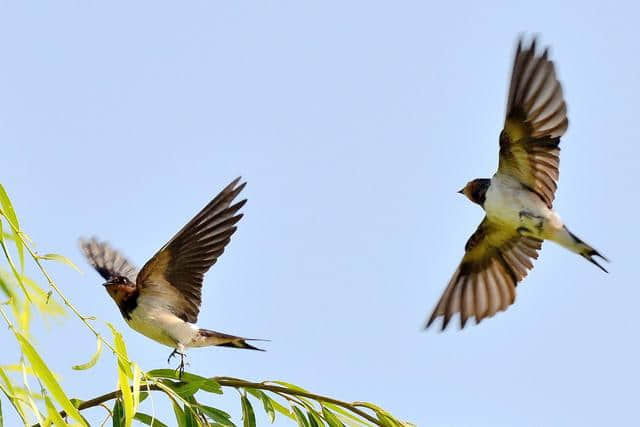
[1,2,637,426]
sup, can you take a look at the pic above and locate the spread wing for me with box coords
[498,38,567,208]
[79,237,138,283]
[426,217,542,330]
[135,177,246,323]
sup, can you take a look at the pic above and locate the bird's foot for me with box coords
[519,211,544,232]
[167,349,188,378]
[167,348,179,364]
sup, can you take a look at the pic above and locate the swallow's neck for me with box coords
[109,285,139,320]
[468,178,491,206]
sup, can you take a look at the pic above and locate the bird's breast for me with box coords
[484,174,549,228]
[126,300,199,348]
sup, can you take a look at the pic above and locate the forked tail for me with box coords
[557,226,609,273]
[195,328,266,351]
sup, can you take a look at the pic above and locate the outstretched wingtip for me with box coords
[423,313,437,330]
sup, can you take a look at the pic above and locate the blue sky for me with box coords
[1,1,638,426]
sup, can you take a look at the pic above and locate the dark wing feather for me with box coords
[136,177,246,323]
[79,238,138,283]
[498,38,567,208]
[426,217,542,330]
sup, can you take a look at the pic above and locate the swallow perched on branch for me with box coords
[426,38,608,330]
[80,177,263,375]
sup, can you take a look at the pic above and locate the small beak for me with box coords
[457,188,464,194]
[102,282,109,287]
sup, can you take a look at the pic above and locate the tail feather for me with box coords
[196,328,266,351]
[562,226,609,273]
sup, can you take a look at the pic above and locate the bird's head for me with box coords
[103,276,137,305]
[458,178,491,206]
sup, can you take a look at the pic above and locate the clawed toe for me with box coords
[167,349,187,378]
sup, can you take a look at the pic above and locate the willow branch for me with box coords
[0,211,130,362]
[32,377,382,427]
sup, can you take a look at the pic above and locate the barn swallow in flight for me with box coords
[80,177,263,375]
[426,38,608,330]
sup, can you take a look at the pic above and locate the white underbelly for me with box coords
[126,302,199,348]
[484,175,550,229]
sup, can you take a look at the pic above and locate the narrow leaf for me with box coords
[325,403,373,427]
[72,338,102,370]
[15,333,85,426]
[0,271,14,299]
[160,377,216,399]
[39,253,81,273]
[308,410,324,427]
[353,402,402,427]
[19,362,45,427]
[172,402,187,427]
[293,406,310,427]
[250,389,275,423]
[44,394,66,427]
[134,412,170,427]
[0,184,23,274]
[195,405,235,427]
[132,363,142,416]
[147,369,222,394]
[108,323,133,427]
[0,185,19,231]
[113,399,124,427]
[183,404,199,427]
[272,381,308,393]
[0,368,27,422]
[0,227,29,302]
[241,395,256,427]
[245,389,294,421]
[321,407,344,427]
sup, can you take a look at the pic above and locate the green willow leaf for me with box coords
[172,402,187,427]
[147,369,222,394]
[0,267,14,299]
[174,377,214,398]
[132,363,142,416]
[113,399,124,427]
[72,337,102,370]
[134,412,170,427]
[250,389,275,423]
[241,395,256,427]
[0,186,19,233]
[272,381,308,393]
[22,276,64,318]
[0,184,23,275]
[0,225,29,301]
[108,323,133,427]
[321,407,344,427]
[183,404,199,427]
[0,395,3,427]
[195,404,235,427]
[308,410,324,427]
[353,402,403,427]
[15,332,86,426]
[246,389,294,421]
[293,406,310,427]
[0,368,26,422]
[44,394,66,427]
[324,403,373,427]
[38,253,81,273]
